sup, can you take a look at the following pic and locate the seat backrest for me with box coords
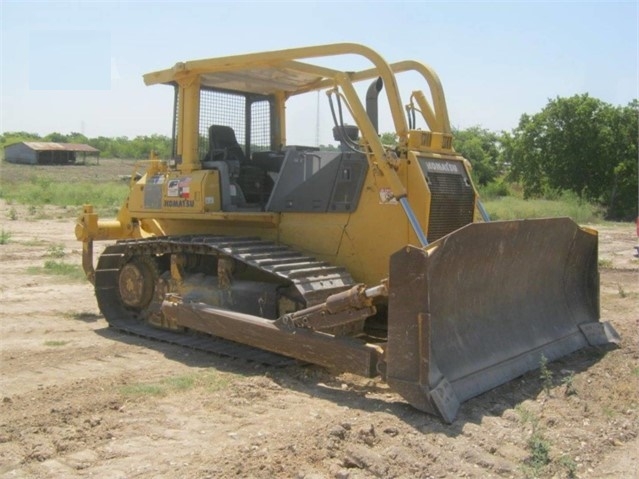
[208,125,247,164]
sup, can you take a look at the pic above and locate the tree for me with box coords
[67,132,89,144]
[44,132,68,143]
[607,100,638,220]
[505,94,637,220]
[87,136,112,156]
[380,131,398,146]
[378,128,503,185]
[318,144,338,151]
[0,131,41,149]
[452,126,502,185]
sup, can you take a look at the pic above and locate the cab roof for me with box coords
[142,43,385,96]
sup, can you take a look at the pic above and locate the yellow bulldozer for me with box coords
[75,43,618,422]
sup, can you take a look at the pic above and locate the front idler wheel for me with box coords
[118,257,157,310]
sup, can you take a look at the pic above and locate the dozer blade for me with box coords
[385,217,619,423]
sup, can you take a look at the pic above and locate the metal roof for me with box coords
[17,142,99,153]
[197,67,323,95]
[142,44,382,96]
[145,62,332,96]
[139,43,451,133]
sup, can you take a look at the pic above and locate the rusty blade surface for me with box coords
[386,218,618,422]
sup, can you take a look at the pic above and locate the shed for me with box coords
[4,142,100,165]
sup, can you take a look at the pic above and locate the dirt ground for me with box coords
[0,164,637,478]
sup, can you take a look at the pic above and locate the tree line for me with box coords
[2,94,636,219]
[0,131,342,159]
[450,96,637,221]
[0,131,174,160]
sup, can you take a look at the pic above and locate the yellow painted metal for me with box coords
[176,75,201,172]
[330,162,410,284]
[150,219,280,242]
[407,130,454,153]
[287,60,450,135]
[75,205,138,242]
[77,42,479,286]
[126,170,221,214]
[406,151,434,246]
[391,61,450,134]
[278,212,349,257]
[274,91,287,148]
[335,73,407,200]
[144,43,409,140]
[74,43,619,424]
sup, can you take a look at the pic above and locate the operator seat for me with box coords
[202,125,247,209]
[205,125,247,178]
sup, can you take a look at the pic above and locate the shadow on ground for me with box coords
[93,321,618,437]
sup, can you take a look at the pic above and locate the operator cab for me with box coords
[170,85,368,213]
[198,122,367,214]
[202,124,280,211]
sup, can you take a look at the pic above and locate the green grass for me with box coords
[7,206,17,220]
[515,404,536,424]
[120,383,165,397]
[598,258,613,268]
[0,229,11,244]
[27,260,86,281]
[517,404,552,478]
[2,168,611,226]
[562,372,577,397]
[482,193,603,223]
[617,284,627,298]
[119,371,232,398]
[19,237,49,246]
[557,456,578,479]
[0,175,128,210]
[523,433,551,479]
[539,354,553,396]
[47,244,65,258]
[527,431,551,469]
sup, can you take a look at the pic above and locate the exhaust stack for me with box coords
[366,77,384,133]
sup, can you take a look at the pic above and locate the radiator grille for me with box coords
[419,158,475,242]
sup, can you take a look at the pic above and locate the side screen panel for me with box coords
[267,149,368,213]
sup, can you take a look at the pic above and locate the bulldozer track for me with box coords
[105,315,296,367]
[94,235,356,367]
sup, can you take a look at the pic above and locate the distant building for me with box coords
[4,142,100,165]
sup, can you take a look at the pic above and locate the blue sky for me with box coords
[1,1,637,146]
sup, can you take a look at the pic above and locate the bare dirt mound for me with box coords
[0,200,637,479]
